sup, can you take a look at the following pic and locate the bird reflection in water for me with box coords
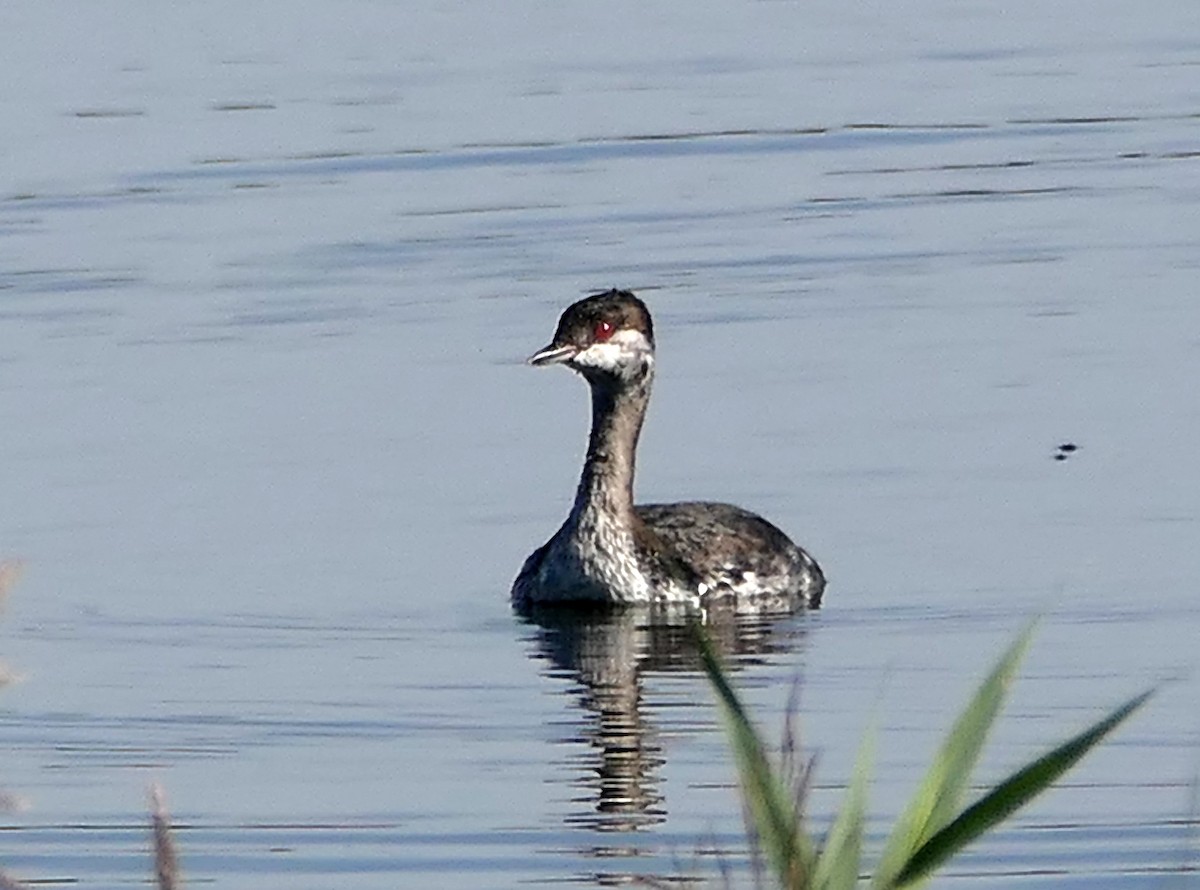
[518,598,812,882]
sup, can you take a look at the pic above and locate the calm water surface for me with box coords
[2,2,1198,886]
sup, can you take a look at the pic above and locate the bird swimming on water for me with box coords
[511,289,824,610]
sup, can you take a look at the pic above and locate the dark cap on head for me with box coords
[551,289,654,349]
[528,289,656,367]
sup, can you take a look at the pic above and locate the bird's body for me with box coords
[512,289,824,609]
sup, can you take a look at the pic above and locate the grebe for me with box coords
[511,289,825,609]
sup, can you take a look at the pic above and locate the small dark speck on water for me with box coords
[1054,442,1079,461]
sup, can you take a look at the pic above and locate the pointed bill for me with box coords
[528,343,578,366]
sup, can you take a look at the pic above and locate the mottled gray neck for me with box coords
[571,365,653,523]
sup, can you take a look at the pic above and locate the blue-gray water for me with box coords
[2,2,1198,886]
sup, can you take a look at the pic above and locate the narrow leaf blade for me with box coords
[872,621,1036,888]
[696,625,816,885]
[813,725,874,890]
[893,687,1155,888]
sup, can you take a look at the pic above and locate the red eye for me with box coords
[594,320,615,342]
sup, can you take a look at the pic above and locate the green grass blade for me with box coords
[813,725,875,890]
[696,625,816,886]
[872,622,1036,888]
[892,687,1154,887]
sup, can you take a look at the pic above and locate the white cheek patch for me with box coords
[573,329,652,372]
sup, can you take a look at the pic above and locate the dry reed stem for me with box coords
[150,783,180,890]
[0,561,23,609]
[0,792,30,814]
[0,662,19,690]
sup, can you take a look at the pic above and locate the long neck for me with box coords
[571,367,653,523]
